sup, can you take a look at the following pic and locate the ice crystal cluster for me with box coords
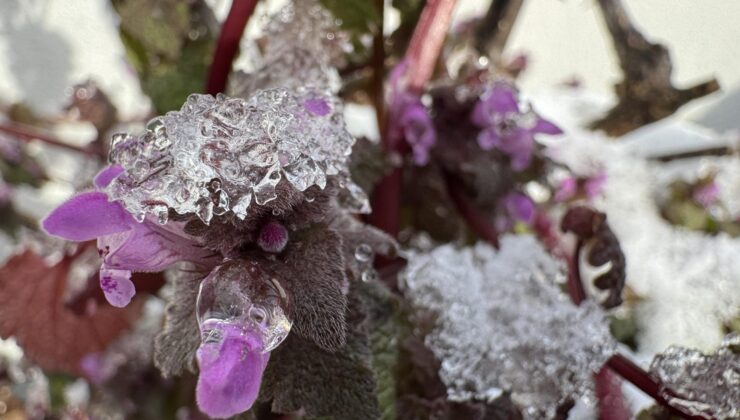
[105,88,368,225]
[401,235,615,419]
[649,333,739,419]
[231,0,344,96]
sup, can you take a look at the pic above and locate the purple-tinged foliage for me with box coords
[693,180,720,209]
[471,83,562,171]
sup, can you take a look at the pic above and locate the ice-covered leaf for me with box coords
[0,250,142,374]
[401,235,615,419]
[105,90,366,225]
[649,333,739,420]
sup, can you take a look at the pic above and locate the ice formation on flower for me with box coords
[649,333,739,420]
[471,83,562,171]
[401,235,615,419]
[195,260,293,418]
[105,89,369,225]
[42,166,213,307]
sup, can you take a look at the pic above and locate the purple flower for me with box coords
[693,181,720,209]
[42,165,214,307]
[471,84,562,171]
[554,176,578,202]
[503,191,536,224]
[196,322,270,419]
[388,61,437,166]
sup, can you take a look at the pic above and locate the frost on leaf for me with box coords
[401,235,615,419]
[0,250,143,375]
[649,333,739,420]
[106,89,369,225]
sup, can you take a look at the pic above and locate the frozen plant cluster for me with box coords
[401,235,615,419]
[105,88,368,225]
[649,333,739,419]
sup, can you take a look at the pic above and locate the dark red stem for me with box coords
[443,172,500,248]
[369,0,458,236]
[205,0,259,95]
[595,366,630,420]
[0,122,99,156]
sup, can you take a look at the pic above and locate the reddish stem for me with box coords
[369,0,458,236]
[606,354,706,419]
[205,0,259,95]
[595,366,630,420]
[0,123,98,156]
[443,171,500,248]
[404,0,458,94]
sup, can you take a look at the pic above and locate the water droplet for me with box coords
[354,244,373,262]
[361,270,377,283]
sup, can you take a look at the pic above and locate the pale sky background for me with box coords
[0,0,738,122]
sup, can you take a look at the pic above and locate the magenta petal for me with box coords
[196,326,269,419]
[102,222,179,272]
[532,117,563,135]
[99,267,135,307]
[504,192,535,224]
[42,191,134,241]
[93,165,125,188]
[303,98,331,116]
[554,177,578,202]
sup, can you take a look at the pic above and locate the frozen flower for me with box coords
[42,165,215,307]
[401,236,615,419]
[387,61,437,166]
[471,83,562,171]
[195,260,292,418]
[104,90,368,225]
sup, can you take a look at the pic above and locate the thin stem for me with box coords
[404,0,458,94]
[205,0,259,95]
[443,171,500,248]
[606,354,706,419]
[473,0,524,58]
[372,0,386,134]
[0,123,98,156]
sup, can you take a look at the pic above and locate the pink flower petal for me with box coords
[42,192,133,241]
[99,267,135,308]
[196,324,270,419]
